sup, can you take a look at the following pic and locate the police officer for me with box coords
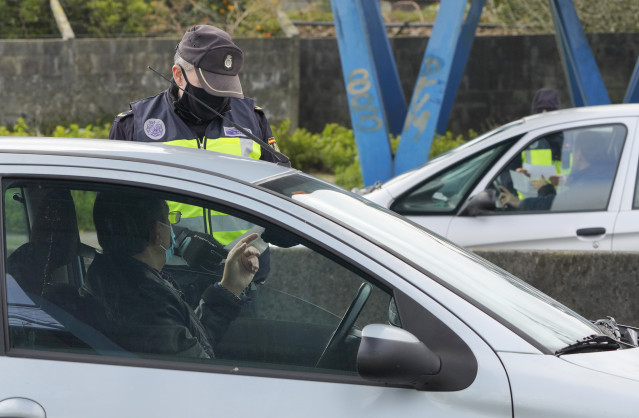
[109,25,283,295]
[109,24,280,160]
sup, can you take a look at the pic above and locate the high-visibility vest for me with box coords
[522,148,552,166]
[517,148,554,199]
[132,90,262,244]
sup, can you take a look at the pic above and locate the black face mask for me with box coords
[174,67,228,124]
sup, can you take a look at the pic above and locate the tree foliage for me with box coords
[2,0,638,39]
[489,0,639,33]
[0,0,281,38]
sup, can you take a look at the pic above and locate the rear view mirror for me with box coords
[459,189,496,216]
[357,324,440,388]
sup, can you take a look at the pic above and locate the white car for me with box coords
[361,104,639,250]
[1,137,639,417]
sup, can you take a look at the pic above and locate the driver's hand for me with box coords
[220,233,261,296]
[531,175,549,191]
[498,186,521,209]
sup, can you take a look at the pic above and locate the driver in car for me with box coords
[81,190,260,359]
[498,130,615,212]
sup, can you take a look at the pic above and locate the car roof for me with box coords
[0,137,295,184]
[520,103,639,128]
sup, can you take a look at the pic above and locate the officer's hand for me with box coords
[531,175,548,191]
[515,168,531,177]
[220,233,260,296]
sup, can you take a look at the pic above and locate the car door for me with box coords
[611,120,639,250]
[446,119,635,250]
[0,162,512,417]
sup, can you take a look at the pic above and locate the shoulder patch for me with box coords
[268,136,281,152]
[114,109,133,121]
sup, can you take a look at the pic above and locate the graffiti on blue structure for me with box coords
[403,56,443,142]
[347,68,383,132]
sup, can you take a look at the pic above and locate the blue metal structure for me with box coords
[330,0,394,185]
[393,0,469,176]
[436,0,485,136]
[549,0,610,106]
[359,0,407,136]
[624,58,639,103]
[332,0,638,186]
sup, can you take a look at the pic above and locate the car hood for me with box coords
[560,347,639,382]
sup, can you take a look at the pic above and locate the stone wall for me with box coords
[475,250,639,327]
[0,37,299,133]
[1,34,638,135]
[270,247,639,328]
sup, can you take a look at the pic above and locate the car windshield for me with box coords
[261,174,600,352]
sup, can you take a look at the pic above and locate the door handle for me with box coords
[0,398,46,418]
[576,227,606,237]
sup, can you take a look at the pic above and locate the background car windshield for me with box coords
[379,120,525,189]
[263,175,600,352]
[391,140,518,214]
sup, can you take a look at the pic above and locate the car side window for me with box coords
[634,159,639,209]
[488,124,626,214]
[4,179,394,376]
[391,138,519,215]
[4,187,29,254]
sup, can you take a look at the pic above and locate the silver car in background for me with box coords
[362,104,639,251]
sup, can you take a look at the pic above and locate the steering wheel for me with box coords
[315,282,371,368]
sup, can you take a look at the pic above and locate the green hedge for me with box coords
[1,118,476,191]
[0,118,111,138]
[0,0,282,39]
[274,119,477,190]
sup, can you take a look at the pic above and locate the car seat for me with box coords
[6,188,106,350]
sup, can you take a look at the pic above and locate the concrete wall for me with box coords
[475,250,639,327]
[0,37,299,133]
[1,34,638,135]
[270,247,639,328]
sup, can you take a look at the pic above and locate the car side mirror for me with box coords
[357,324,440,388]
[459,189,496,216]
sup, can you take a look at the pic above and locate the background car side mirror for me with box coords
[357,324,440,389]
[458,189,496,216]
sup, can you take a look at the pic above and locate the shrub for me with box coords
[51,123,111,139]
[0,118,476,191]
[0,118,34,136]
[273,119,477,190]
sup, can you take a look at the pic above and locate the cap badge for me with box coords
[224,54,233,70]
[144,118,166,140]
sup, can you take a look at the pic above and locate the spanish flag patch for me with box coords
[268,136,281,152]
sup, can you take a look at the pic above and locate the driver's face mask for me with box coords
[158,221,176,263]
[175,66,227,122]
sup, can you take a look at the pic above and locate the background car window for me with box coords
[390,138,519,215]
[3,180,393,376]
[490,124,625,213]
[4,187,29,255]
[634,159,639,209]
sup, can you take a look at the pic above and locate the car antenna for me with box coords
[147,66,291,168]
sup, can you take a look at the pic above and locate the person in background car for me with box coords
[498,130,615,212]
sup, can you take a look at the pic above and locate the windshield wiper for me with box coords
[351,181,382,195]
[555,334,621,356]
